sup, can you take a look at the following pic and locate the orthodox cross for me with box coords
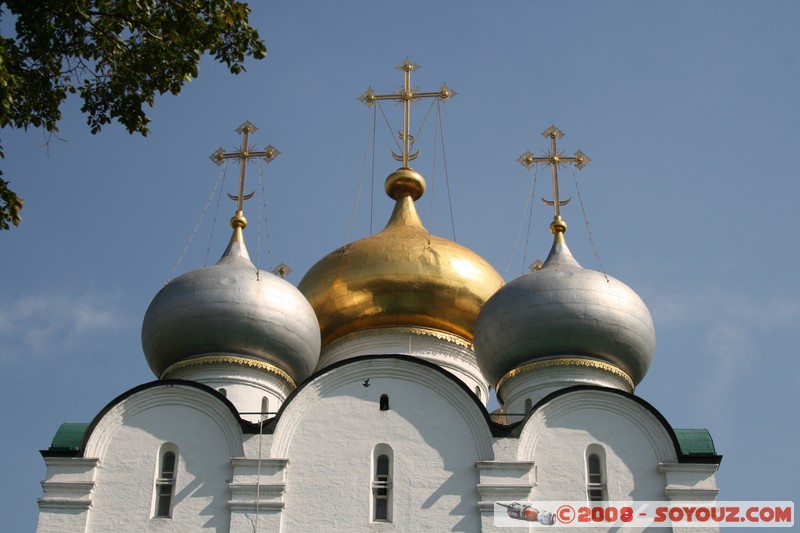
[358,59,455,167]
[272,262,292,279]
[209,120,280,213]
[517,125,590,219]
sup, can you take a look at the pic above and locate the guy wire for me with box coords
[571,166,608,281]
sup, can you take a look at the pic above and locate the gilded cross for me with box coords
[358,59,455,167]
[272,262,292,279]
[209,120,280,213]
[517,125,590,219]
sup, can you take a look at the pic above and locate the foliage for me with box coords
[0,0,266,229]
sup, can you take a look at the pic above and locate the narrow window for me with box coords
[154,445,178,518]
[474,386,481,400]
[372,444,393,522]
[586,445,607,502]
[261,396,269,418]
[219,387,227,397]
[379,394,389,411]
[524,398,532,413]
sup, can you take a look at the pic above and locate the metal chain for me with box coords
[376,101,402,156]
[571,166,608,281]
[166,162,227,284]
[256,159,272,278]
[345,106,375,246]
[438,99,457,243]
[204,163,227,267]
[505,164,538,278]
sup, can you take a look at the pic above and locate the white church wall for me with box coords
[167,363,293,422]
[499,365,632,414]
[659,463,720,501]
[229,457,288,533]
[81,385,244,533]
[271,358,493,532]
[318,328,490,406]
[36,457,98,533]
[518,389,679,504]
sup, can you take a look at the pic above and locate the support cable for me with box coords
[376,101,402,156]
[167,163,227,284]
[571,166,608,280]
[413,98,437,159]
[436,99,457,242]
[254,417,264,532]
[521,167,538,276]
[370,105,377,235]
[256,159,272,274]
[204,163,227,267]
[505,164,538,278]
[428,102,438,233]
[346,106,376,246]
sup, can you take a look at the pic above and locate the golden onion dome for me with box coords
[298,167,504,347]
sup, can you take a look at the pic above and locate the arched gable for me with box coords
[518,386,679,502]
[78,381,245,532]
[519,386,679,463]
[270,355,494,532]
[84,380,244,459]
[271,355,494,459]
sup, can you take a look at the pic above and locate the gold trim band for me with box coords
[407,327,474,350]
[161,355,297,389]
[496,358,635,393]
[328,326,474,351]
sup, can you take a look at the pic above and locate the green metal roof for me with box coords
[674,428,717,456]
[50,423,90,451]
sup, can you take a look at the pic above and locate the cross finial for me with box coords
[272,262,292,279]
[358,59,455,167]
[517,125,590,231]
[209,121,280,226]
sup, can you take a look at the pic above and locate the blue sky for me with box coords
[2,1,798,530]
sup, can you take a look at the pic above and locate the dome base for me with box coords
[318,326,490,406]
[497,357,634,417]
[162,355,296,422]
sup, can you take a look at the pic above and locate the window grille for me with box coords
[586,446,607,502]
[154,448,177,517]
[372,447,393,522]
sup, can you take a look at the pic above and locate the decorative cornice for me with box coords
[407,327,474,350]
[161,355,296,389]
[37,498,93,510]
[319,326,477,368]
[658,463,721,474]
[496,357,635,393]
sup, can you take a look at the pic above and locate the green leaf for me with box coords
[0,0,266,229]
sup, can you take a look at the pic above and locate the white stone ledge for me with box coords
[229,483,286,498]
[231,457,289,467]
[665,488,720,500]
[477,483,533,512]
[37,498,92,510]
[228,501,285,511]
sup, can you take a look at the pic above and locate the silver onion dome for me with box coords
[141,219,321,382]
[474,224,655,388]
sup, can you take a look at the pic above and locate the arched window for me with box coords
[219,387,227,397]
[372,444,393,522]
[261,396,269,420]
[474,386,481,401]
[379,394,389,411]
[524,398,533,413]
[586,444,607,502]
[153,444,178,518]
